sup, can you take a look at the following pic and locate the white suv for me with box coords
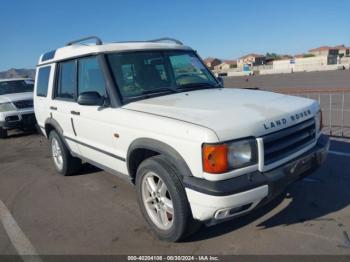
[34,36,329,241]
[0,78,36,138]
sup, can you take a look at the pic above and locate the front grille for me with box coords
[13,100,33,109]
[263,118,316,166]
[5,115,19,122]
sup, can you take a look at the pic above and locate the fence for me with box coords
[273,88,350,138]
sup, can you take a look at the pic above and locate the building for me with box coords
[335,45,350,57]
[214,60,237,72]
[309,45,350,57]
[237,53,266,68]
[309,46,339,57]
[203,57,222,70]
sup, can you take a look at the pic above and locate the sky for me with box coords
[1,0,350,71]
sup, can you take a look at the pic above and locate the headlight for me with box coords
[0,102,16,112]
[202,138,258,174]
[315,110,323,132]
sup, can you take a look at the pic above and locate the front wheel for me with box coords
[136,155,198,242]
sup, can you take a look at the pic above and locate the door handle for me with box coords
[50,106,57,110]
[71,110,80,116]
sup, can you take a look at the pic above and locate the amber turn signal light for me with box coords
[202,144,228,174]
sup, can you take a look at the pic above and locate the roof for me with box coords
[309,45,350,52]
[38,39,192,66]
[203,57,222,63]
[0,78,33,82]
[239,53,265,59]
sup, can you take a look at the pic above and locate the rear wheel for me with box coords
[0,127,7,139]
[136,155,198,242]
[49,130,81,176]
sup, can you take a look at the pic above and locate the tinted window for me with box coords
[78,57,106,97]
[36,67,50,97]
[0,80,34,95]
[107,52,171,97]
[56,61,76,100]
[107,51,216,101]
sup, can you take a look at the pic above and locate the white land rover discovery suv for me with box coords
[34,36,329,241]
[0,78,36,138]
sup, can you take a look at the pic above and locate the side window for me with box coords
[36,66,51,97]
[56,61,76,100]
[78,57,106,97]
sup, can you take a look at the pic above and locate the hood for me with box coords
[123,88,318,141]
[0,92,33,104]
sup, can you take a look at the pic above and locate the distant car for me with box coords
[0,78,36,138]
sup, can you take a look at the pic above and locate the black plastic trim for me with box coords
[64,136,126,162]
[127,138,194,179]
[184,135,329,196]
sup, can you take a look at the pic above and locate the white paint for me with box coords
[185,185,268,221]
[0,200,42,262]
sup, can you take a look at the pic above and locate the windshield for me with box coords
[107,51,218,102]
[0,80,34,95]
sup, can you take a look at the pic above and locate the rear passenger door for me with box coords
[50,60,80,154]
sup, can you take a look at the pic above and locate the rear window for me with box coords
[0,80,34,95]
[56,61,76,100]
[36,67,51,97]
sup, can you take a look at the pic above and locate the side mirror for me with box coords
[77,91,104,106]
[217,76,224,87]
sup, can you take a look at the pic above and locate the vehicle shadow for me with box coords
[186,139,350,242]
[74,163,102,176]
[6,129,38,139]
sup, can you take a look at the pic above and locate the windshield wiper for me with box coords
[177,82,220,90]
[140,87,179,95]
[124,87,179,102]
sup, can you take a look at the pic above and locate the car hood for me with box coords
[123,88,319,141]
[0,92,33,103]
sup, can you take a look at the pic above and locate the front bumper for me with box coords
[184,134,330,223]
[0,111,36,130]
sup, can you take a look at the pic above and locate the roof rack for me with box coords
[147,37,183,45]
[66,36,102,46]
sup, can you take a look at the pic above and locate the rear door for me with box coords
[49,60,80,154]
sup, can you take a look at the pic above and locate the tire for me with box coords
[0,127,7,139]
[135,155,198,242]
[48,130,82,176]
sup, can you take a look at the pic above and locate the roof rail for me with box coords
[66,36,102,46]
[147,37,183,45]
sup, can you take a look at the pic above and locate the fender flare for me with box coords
[127,138,194,180]
[44,118,72,152]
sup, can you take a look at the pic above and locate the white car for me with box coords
[34,36,329,241]
[0,78,36,138]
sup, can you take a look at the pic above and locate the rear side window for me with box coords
[78,57,106,97]
[56,61,76,100]
[36,67,51,97]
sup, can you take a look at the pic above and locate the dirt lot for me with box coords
[223,70,350,91]
[0,132,350,256]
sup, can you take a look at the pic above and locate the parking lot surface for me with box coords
[0,132,350,255]
[224,70,350,91]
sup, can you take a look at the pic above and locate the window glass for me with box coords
[107,51,216,101]
[169,53,213,85]
[0,80,34,96]
[78,57,106,97]
[56,61,76,99]
[36,67,50,97]
[107,52,171,97]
